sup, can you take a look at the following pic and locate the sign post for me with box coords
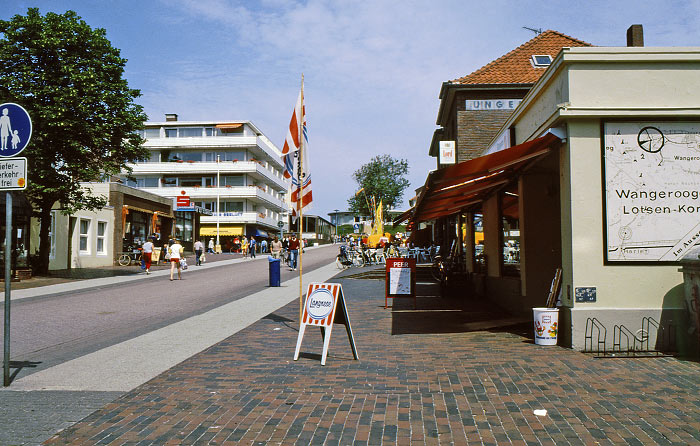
[294,282,359,365]
[0,102,31,387]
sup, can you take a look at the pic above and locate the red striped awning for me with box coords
[410,133,561,224]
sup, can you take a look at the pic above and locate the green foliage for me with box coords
[0,8,148,215]
[0,8,149,273]
[347,154,410,216]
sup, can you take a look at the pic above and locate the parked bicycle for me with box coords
[118,245,142,266]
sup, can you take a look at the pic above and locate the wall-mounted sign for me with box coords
[603,122,700,262]
[294,283,359,365]
[176,190,190,209]
[465,99,522,111]
[439,141,456,164]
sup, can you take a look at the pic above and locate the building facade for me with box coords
[409,27,700,354]
[127,114,288,246]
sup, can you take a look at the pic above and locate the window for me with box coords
[531,54,552,68]
[162,177,177,187]
[179,127,203,137]
[205,128,214,137]
[79,219,90,253]
[222,175,244,187]
[126,177,159,188]
[220,150,246,162]
[97,221,107,255]
[144,128,161,139]
[180,177,204,187]
[165,128,178,138]
[180,152,202,162]
[222,201,243,212]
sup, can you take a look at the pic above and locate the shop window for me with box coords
[79,218,90,253]
[501,189,520,276]
[473,213,485,273]
[97,221,107,255]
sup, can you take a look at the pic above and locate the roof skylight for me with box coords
[531,54,553,68]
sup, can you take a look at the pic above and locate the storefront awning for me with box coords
[410,133,561,224]
[199,225,243,236]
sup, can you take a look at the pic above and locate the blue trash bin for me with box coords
[268,257,281,287]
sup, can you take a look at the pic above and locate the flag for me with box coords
[372,200,384,236]
[282,86,312,215]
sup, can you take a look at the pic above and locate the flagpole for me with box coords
[298,74,304,323]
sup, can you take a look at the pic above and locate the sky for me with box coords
[3,1,700,219]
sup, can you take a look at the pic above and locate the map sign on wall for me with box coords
[604,122,700,262]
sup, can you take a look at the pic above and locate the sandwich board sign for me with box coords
[385,257,416,309]
[294,282,359,365]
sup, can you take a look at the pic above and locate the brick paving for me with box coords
[43,268,700,445]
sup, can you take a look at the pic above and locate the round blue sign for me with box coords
[0,103,32,157]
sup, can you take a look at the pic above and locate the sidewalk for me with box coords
[39,266,700,445]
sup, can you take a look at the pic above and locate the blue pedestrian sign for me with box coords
[0,103,32,157]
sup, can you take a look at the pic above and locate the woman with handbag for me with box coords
[168,238,184,281]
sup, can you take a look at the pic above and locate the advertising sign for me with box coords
[465,99,522,111]
[439,141,456,164]
[385,257,416,309]
[0,103,32,157]
[294,282,359,365]
[603,122,700,262]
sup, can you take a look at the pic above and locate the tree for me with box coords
[0,8,148,274]
[347,154,410,217]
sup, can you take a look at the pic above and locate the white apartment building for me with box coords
[125,114,288,246]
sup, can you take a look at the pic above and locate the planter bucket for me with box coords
[533,307,559,346]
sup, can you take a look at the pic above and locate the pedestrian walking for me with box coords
[249,236,257,258]
[169,238,184,281]
[270,236,282,259]
[288,234,299,270]
[194,239,204,266]
[142,238,154,274]
[241,236,249,257]
[208,238,215,254]
[260,238,268,254]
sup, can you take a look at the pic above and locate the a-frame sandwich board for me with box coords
[294,282,359,365]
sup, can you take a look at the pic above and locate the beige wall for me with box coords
[499,47,699,350]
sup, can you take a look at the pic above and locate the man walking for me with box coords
[194,239,204,266]
[288,235,299,271]
[249,236,257,258]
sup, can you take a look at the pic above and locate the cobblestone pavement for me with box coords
[33,268,700,445]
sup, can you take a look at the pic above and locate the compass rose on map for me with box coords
[637,126,664,153]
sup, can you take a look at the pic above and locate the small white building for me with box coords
[127,114,288,245]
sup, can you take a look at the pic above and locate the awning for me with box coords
[199,225,243,236]
[410,133,561,224]
[215,123,243,133]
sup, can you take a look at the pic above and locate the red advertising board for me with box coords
[385,257,416,309]
[176,194,190,208]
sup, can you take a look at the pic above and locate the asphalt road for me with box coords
[2,245,338,380]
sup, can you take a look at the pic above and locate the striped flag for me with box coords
[282,87,312,215]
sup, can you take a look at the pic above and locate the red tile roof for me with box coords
[452,30,592,85]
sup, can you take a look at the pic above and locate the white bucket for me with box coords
[533,307,559,346]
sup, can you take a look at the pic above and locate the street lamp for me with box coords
[216,154,220,249]
[333,209,339,242]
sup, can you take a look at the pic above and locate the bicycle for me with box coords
[118,246,142,266]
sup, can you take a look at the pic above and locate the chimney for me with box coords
[626,24,644,47]
[165,113,178,122]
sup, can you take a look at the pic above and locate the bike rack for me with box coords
[583,317,675,358]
